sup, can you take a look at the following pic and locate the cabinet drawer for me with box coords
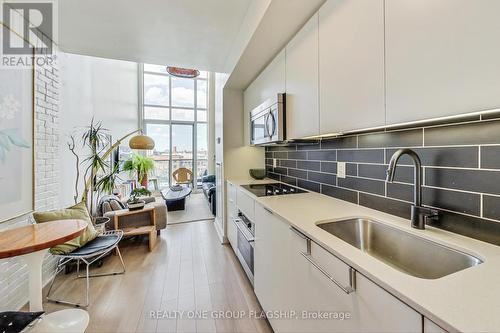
[237,188,255,221]
[309,241,354,293]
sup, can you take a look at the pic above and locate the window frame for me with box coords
[142,65,209,190]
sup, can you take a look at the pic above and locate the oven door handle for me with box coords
[234,218,255,242]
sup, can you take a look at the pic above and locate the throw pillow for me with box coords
[32,202,98,255]
[109,199,123,211]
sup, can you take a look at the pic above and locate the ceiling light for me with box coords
[167,66,200,78]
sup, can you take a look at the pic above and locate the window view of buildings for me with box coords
[142,64,209,189]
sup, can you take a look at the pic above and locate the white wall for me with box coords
[0,46,61,311]
[58,53,139,207]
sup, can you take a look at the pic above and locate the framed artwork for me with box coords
[0,67,34,222]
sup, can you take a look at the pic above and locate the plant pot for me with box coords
[140,173,149,188]
[128,200,145,211]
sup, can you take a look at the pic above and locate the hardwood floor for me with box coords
[43,221,272,333]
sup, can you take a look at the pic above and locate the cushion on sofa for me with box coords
[202,175,215,183]
[32,202,98,255]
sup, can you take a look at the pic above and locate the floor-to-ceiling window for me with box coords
[142,64,209,190]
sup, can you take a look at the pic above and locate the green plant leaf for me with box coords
[1,129,30,148]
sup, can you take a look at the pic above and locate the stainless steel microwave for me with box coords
[250,93,285,146]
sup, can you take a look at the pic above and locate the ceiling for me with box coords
[58,0,253,72]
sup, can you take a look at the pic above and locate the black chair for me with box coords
[46,230,125,308]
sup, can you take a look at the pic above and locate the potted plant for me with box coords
[123,153,155,187]
[127,187,151,210]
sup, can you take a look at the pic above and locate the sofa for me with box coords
[98,195,167,234]
[201,175,216,215]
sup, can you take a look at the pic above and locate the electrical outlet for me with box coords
[337,162,346,178]
[273,158,277,168]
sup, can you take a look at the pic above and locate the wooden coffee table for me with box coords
[161,186,192,211]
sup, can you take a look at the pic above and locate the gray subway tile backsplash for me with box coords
[265,117,500,245]
[337,149,385,163]
[358,193,411,219]
[358,129,423,148]
[320,161,337,174]
[308,171,336,185]
[288,168,307,179]
[288,151,307,160]
[280,159,297,168]
[346,163,358,176]
[298,179,320,192]
[358,164,413,183]
[480,146,500,169]
[386,147,478,168]
[321,136,357,149]
[387,182,414,202]
[483,195,500,220]
[422,187,481,216]
[338,177,385,196]
[308,150,337,161]
[297,160,321,171]
[425,168,500,195]
[424,119,500,146]
[321,184,358,204]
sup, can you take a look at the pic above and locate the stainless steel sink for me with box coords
[317,218,483,279]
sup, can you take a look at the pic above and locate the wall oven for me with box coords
[250,93,285,145]
[234,212,255,285]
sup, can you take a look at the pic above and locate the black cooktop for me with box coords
[241,183,307,197]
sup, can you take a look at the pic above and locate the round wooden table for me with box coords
[0,219,90,333]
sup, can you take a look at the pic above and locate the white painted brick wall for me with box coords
[0,47,61,311]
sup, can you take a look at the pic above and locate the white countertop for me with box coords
[228,179,500,332]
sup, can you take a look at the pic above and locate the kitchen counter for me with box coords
[228,179,500,332]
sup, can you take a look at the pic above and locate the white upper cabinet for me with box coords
[319,0,385,134]
[386,0,500,124]
[286,13,320,139]
[244,49,286,114]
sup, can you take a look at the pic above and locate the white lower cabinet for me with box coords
[254,203,293,332]
[226,182,238,248]
[254,200,423,332]
[289,230,422,332]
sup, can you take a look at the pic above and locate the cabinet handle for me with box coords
[234,218,255,242]
[301,238,356,294]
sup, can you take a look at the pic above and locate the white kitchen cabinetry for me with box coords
[424,318,448,333]
[385,0,500,124]
[254,203,295,332]
[289,231,422,332]
[319,0,385,134]
[285,13,320,139]
[244,49,286,114]
[236,188,255,221]
[226,182,238,248]
[253,196,422,332]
